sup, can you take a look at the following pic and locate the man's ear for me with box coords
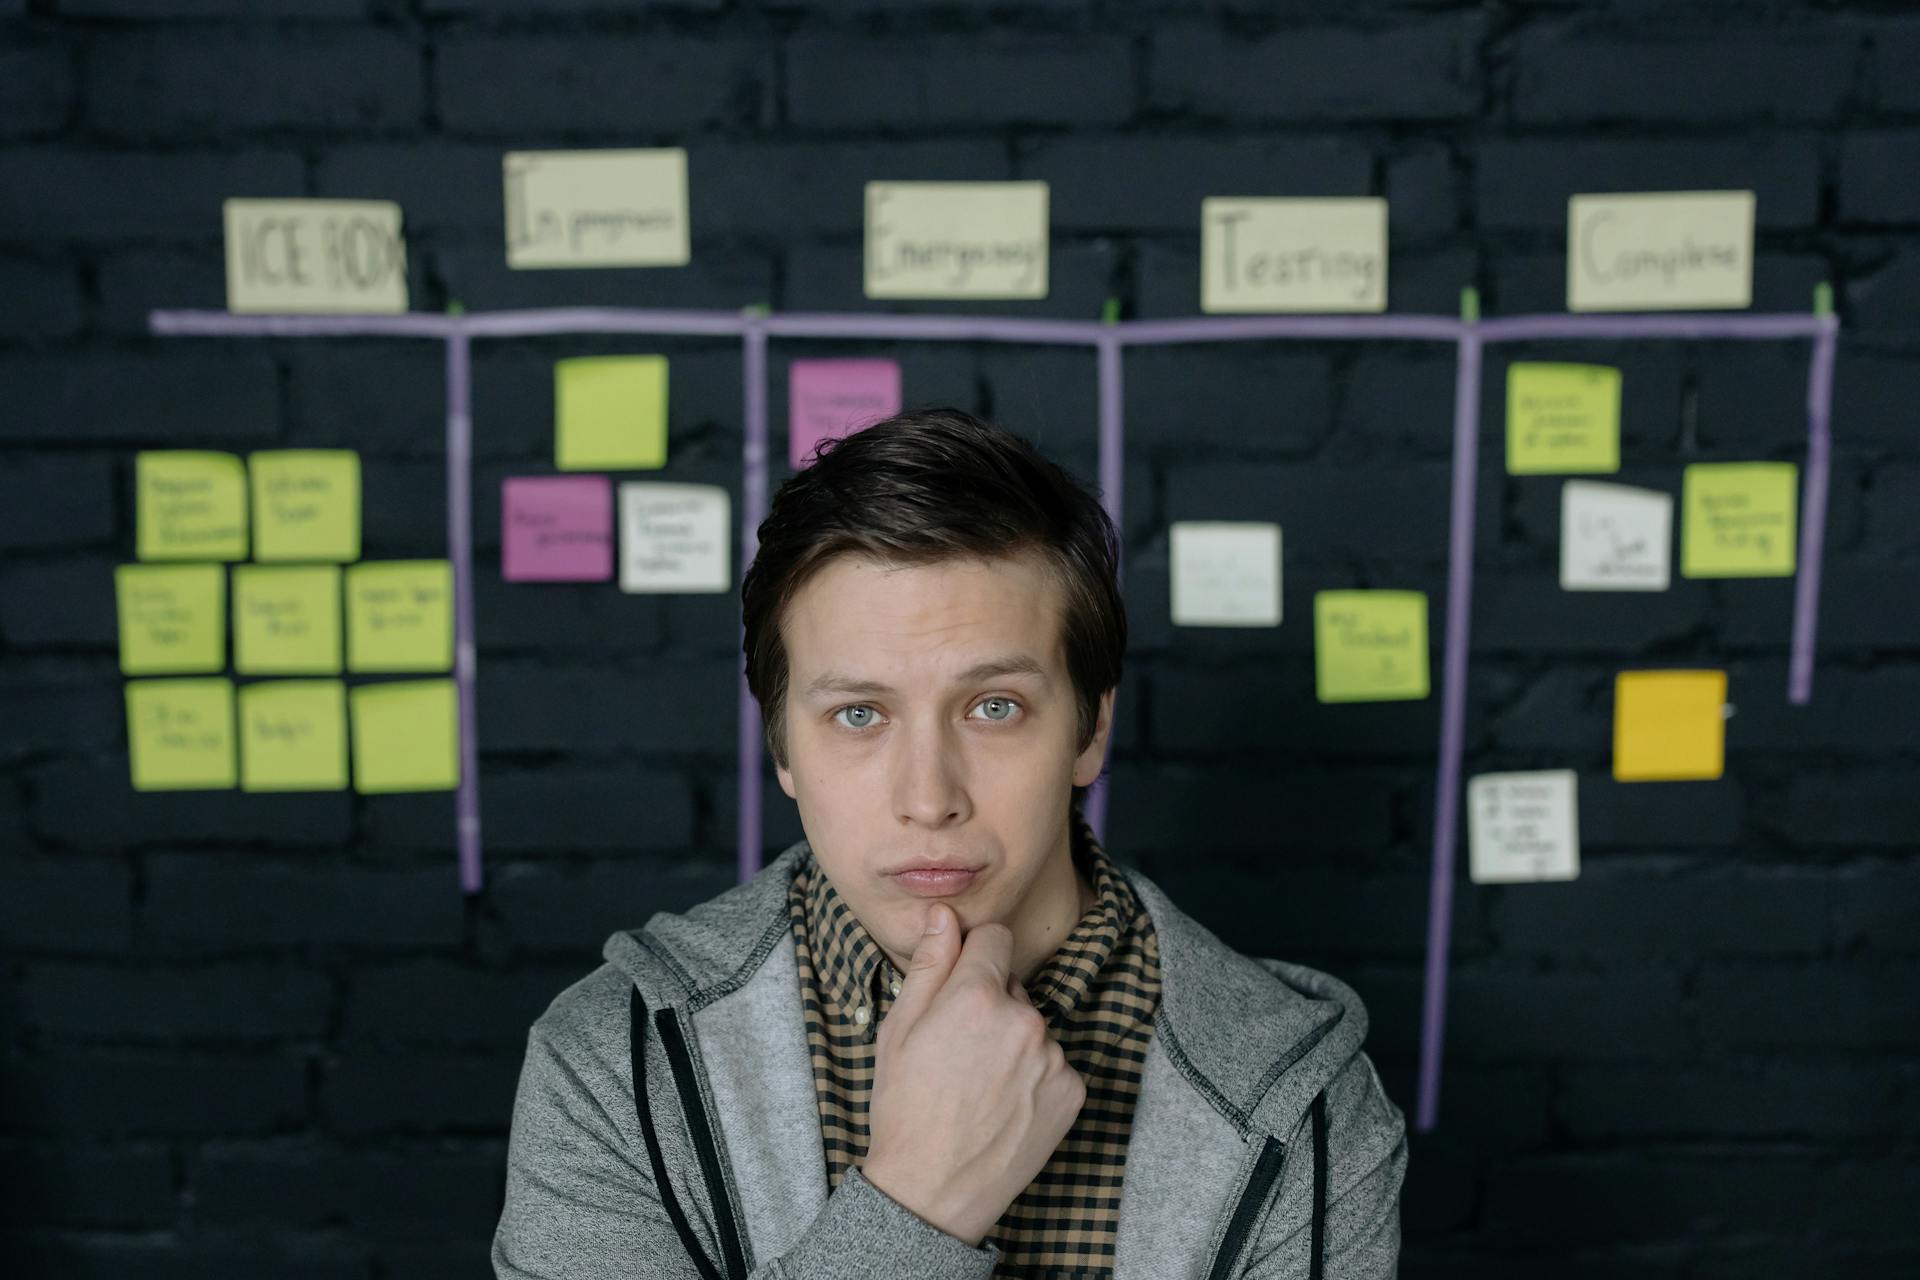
[776,759,797,801]
[1071,686,1116,789]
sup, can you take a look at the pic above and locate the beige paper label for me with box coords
[505,148,690,269]
[224,199,407,314]
[865,181,1049,299]
[1567,191,1754,311]
[1201,197,1387,313]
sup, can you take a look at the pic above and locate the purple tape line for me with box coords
[1790,316,1840,705]
[1082,333,1126,844]
[1415,328,1484,1134]
[446,328,484,895]
[739,319,770,884]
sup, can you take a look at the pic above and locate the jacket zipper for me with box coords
[1203,1134,1287,1280]
[655,1005,751,1280]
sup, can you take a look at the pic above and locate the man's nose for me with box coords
[892,719,969,828]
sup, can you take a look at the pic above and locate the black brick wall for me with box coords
[2,2,1916,1276]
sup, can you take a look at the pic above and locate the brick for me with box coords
[477,660,735,754]
[0,1140,176,1227]
[491,857,737,951]
[1780,770,1920,848]
[0,351,279,442]
[1729,664,1920,754]
[1107,762,1400,857]
[1512,26,1855,125]
[1151,664,1455,762]
[0,41,71,139]
[1150,20,1481,122]
[0,455,116,549]
[1475,137,1821,232]
[1833,349,1920,449]
[1446,967,1688,1061]
[191,1141,504,1233]
[1146,862,1489,960]
[1484,666,1610,753]
[1694,343,1838,453]
[1561,1061,1917,1141]
[473,574,668,656]
[344,960,578,1047]
[1847,249,1920,335]
[93,247,228,337]
[320,1050,520,1136]
[480,769,694,853]
[314,141,500,238]
[142,856,466,952]
[1471,572,1714,656]
[1385,145,1458,244]
[1833,863,1920,953]
[1491,869,1829,957]
[1872,23,1920,114]
[0,149,303,243]
[0,555,118,649]
[1163,461,1462,563]
[284,344,446,458]
[436,35,770,136]
[1840,130,1920,223]
[1577,774,1745,849]
[693,138,1009,239]
[87,32,423,138]
[0,255,82,339]
[0,859,132,951]
[10,1235,370,1280]
[19,963,333,1042]
[59,0,366,14]
[1126,347,1333,453]
[789,33,1132,130]
[0,658,123,761]
[1699,961,1920,1050]
[30,761,355,851]
[0,1052,308,1136]
[435,241,776,314]
[1019,134,1370,233]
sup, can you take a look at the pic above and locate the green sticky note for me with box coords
[1506,363,1621,475]
[234,565,342,675]
[555,355,668,471]
[125,677,236,790]
[116,563,226,675]
[1681,462,1798,578]
[346,560,453,672]
[137,451,249,560]
[240,679,348,791]
[350,678,459,793]
[250,450,361,562]
[1314,590,1431,703]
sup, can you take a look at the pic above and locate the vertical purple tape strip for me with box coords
[1789,316,1839,706]
[738,318,770,884]
[1084,333,1125,844]
[446,327,484,895]
[1416,326,1483,1133]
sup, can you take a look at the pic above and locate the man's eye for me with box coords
[833,705,879,730]
[971,697,1021,723]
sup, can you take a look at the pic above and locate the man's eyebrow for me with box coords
[801,655,1051,700]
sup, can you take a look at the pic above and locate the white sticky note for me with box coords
[223,199,407,314]
[504,148,690,269]
[1561,481,1673,592]
[619,482,731,594]
[1567,191,1755,312]
[1468,770,1580,884]
[1201,197,1387,313]
[1170,522,1282,627]
[864,181,1048,300]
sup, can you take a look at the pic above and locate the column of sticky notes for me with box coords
[117,449,459,794]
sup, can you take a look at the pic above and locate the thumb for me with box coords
[883,903,959,1042]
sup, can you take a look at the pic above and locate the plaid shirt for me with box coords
[787,814,1162,1278]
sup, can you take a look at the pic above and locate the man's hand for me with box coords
[859,902,1088,1249]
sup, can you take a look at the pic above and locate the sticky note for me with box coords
[224,198,408,314]
[1567,191,1754,312]
[1201,197,1388,314]
[250,450,361,562]
[555,355,668,471]
[350,679,459,793]
[789,359,902,470]
[1613,670,1727,782]
[136,451,248,561]
[1507,363,1620,475]
[1681,462,1798,578]
[240,679,348,792]
[1468,770,1580,884]
[619,482,731,594]
[865,181,1049,300]
[234,565,342,675]
[346,561,453,672]
[504,148,690,269]
[502,475,613,582]
[1170,522,1282,627]
[1561,480,1672,591]
[125,677,235,791]
[116,564,226,675]
[1313,590,1430,703]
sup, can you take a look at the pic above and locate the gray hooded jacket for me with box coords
[492,838,1407,1279]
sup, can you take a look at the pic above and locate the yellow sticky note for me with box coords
[1507,363,1621,475]
[350,679,459,793]
[1613,670,1727,781]
[116,564,225,675]
[136,451,249,561]
[1681,462,1798,578]
[346,560,453,673]
[234,565,342,675]
[555,355,668,471]
[125,677,236,790]
[240,679,348,791]
[250,450,361,562]
[1314,590,1430,702]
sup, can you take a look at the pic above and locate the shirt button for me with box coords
[854,1006,869,1025]
[889,980,902,996]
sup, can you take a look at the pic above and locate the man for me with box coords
[493,409,1407,1279]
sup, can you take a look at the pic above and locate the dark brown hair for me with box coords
[742,407,1125,792]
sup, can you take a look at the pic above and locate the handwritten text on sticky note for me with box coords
[555,355,668,471]
[865,181,1049,300]
[224,198,407,314]
[502,475,613,582]
[240,679,348,792]
[619,482,730,594]
[1507,363,1621,474]
[250,450,360,562]
[505,148,690,269]
[347,561,453,672]
[1170,522,1283,627]
[1681,462,1797,578]
[234,565,342,675]
[1201,197,1387,313]
[1614,669,1727,782]
[789,359,901,470]
[1561,480,1672,591]
[126,677,236,791]
[1314,590,1430,702]
[1469,770,1581,884]
[1568,191,1754,312]
[137,451,248,561]
[116,564,226,675]
[350,679,459,793]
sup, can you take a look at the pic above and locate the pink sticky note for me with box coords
[789,359,902,469]
[502,476,613,582]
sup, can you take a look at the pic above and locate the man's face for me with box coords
[774,550,1113,959]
